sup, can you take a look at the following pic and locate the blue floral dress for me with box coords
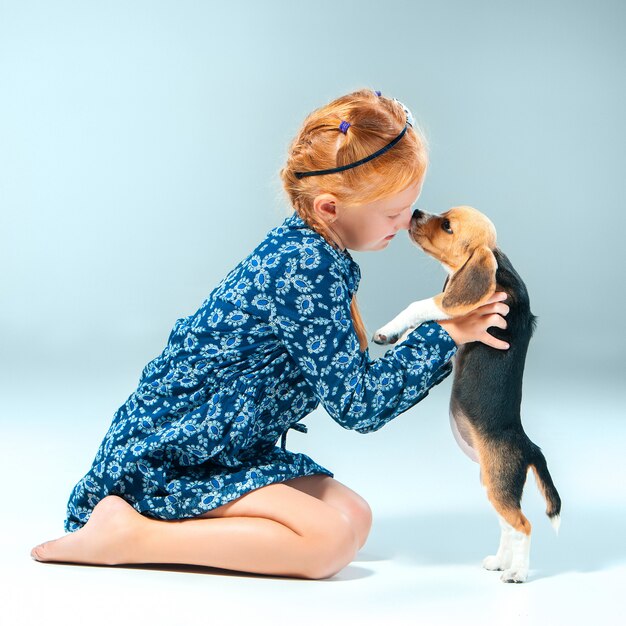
[64,212,458,532]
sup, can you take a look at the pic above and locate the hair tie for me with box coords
[374,90,382,96]
[339,120,351,134]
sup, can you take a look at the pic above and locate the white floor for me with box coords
[2,371,624,625]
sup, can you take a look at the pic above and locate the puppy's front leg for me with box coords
[372,296,452,345]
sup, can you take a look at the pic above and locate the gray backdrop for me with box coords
[2,1,623,394]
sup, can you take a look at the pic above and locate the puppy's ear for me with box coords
[441,245,497,313]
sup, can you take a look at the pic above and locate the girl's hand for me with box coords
[437,291,510,350]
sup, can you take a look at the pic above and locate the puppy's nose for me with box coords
[412,208,423,220]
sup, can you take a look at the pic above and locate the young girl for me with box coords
[30,88,510,579]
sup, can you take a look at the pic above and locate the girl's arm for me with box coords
[259,246,458,434]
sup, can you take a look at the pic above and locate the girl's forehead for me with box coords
[378,180,423,210]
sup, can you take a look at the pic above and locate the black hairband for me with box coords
[294,92,415,179]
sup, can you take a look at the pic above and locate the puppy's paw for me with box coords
[500,566,528,583]
[482,555,504,571]
[483,550,513,572]
[372,330,399,345]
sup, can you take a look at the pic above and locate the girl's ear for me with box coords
[441,245,498,313]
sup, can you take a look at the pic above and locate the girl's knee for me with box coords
[344,494,373,549]
[301,510,359,580]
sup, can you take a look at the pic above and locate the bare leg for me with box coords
[282,475,373,550]
[30,483,359,579]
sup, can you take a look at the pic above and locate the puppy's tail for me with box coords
[529,443,562,535]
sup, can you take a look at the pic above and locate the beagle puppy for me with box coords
[373,205,561,583]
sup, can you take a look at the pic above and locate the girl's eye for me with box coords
[388,205,413,219]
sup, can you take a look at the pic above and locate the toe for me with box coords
[31,543,46,561]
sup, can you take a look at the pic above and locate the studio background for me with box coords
[1,1,623,625]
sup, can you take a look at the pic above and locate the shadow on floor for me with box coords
[355,504,626,581]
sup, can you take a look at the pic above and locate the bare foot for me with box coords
[30,495,144,566]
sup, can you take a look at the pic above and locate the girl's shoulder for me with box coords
[255,212,361,295]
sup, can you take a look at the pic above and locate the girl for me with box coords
[30,88,510,579]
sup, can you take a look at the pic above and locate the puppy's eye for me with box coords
[441,219,453,234]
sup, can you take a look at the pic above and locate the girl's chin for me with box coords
[354,237,394,251]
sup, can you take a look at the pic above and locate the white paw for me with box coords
[483,550,513,571]
[482,555,504,571]
[372,326,401,345]
[500,567,528,583]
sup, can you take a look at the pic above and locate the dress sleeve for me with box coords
[258,244,459,434]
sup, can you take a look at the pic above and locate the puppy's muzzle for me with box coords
[410,208,431,241]
[411,208,432,225]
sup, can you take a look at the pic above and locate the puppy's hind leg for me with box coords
[482,513,514,572]
[501,517,531,584]
[476,438,532,583]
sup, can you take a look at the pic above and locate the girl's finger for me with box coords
[470,292,507,312]
[471,302,508,318]
[485,291,508,304]
[488,313,508,329]
[484,334,510,350]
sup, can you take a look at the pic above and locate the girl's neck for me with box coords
[327,223,347,252]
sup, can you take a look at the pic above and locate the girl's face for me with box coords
[314,178,424,252]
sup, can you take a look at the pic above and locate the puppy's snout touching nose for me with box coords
[412,208,422,220]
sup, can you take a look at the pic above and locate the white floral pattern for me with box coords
[64,213,458,532]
